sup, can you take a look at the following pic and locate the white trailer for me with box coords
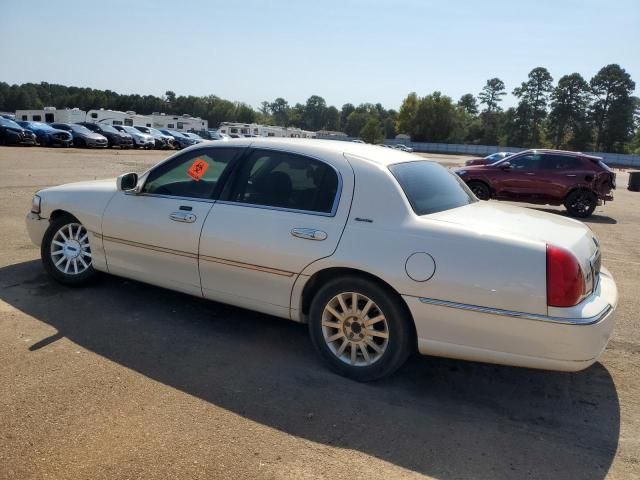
[15,107,86,124]
[151,113,208,132]
[86,109,152,127]
[217,122,316,138]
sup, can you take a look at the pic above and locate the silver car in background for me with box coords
[113,125,155,149]
[134,126,175,149]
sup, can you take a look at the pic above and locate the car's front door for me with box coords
[101,147,240,296]
[493,153,545,201]
[198,147,354,318]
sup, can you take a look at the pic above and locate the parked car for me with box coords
[0,117,37,146]
[51,123,108,148]
[465,151,514,166]
[16,121,73,147]
[134,126,174,149]
[392,144,413,152]
[158,129,197,149]
[182,132,206,143]
[455,149,616,217]
[77,122,133,148]
[25,139,617,381]
[113,125,155,149]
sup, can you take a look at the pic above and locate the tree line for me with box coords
[1,63,638,153]
[398,64,639,154]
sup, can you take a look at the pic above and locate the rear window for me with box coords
[389,161,476,215]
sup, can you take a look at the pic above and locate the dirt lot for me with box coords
[0,146,638,480]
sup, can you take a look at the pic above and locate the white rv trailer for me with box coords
[218,122,316,138]
[86,109,153,127]
[151,113,208,132]
[15,107,86,124]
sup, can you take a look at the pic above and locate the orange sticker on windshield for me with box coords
[187,158,209,181]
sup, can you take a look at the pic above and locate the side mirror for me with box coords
[117,172,138,192]
[500,162,512,170]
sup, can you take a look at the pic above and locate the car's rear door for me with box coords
[540,154,585,201]
[101,147,241,296]
[198,147,354,318]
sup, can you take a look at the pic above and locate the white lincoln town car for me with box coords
[25,138,618,381]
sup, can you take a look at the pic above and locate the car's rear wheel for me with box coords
[564,189,597,218]
[41,215,96,285]
[468,181,490,200]
[308,276,413,381]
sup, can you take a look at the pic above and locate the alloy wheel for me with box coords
[321,292,389,366]
[50,222,92,275]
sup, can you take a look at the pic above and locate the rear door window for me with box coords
[508,154,542,170]
[543,155,582,170]
[226,149,339,214]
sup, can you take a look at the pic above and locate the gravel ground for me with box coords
[0,146,638,480]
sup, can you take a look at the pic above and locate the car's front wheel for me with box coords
[308,276,413,381]
[41,215,96,285]
[564,189,597,218]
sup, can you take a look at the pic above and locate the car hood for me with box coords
[40,178,117,195]
[427,201,598,265]
[83,132,106,140]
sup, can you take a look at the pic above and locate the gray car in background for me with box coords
[50,123,108,148]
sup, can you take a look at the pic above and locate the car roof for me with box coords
[197,137,424,167]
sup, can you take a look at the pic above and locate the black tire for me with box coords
[41,215,97,286]
[308,276,414,381]
[564,189,597,218]
[468,181,491,200]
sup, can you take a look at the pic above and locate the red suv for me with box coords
[454,149,616,218]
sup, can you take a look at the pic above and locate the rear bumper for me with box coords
[404,268,617,371]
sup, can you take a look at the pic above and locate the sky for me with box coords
[1,0,638,111]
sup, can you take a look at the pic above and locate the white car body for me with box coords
[26,138,617,374]
[116,126,155,148]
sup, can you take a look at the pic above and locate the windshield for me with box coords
[25,122,51,130]
[0,118,21,129]
[98,124,119,133]
[69,124,91,134]
[389,161,476,215]
[122,126,139,134]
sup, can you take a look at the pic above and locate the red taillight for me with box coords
[546,244,585,307]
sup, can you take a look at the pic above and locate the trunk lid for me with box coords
[427,201,601,297]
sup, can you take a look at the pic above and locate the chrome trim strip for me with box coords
[199,255,295,277]
[417,297,613,325]
[214,199,337,217]
[101,234,198,259]
[97,232,294,277]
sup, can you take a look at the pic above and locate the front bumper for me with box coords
[25,212,48,247]
[405,268,618,372]
[86,138,108,148]
[135,139,155,148]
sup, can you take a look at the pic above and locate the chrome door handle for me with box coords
[566,174,577,177]
[170,212,196,223]
[291,228,327,241]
